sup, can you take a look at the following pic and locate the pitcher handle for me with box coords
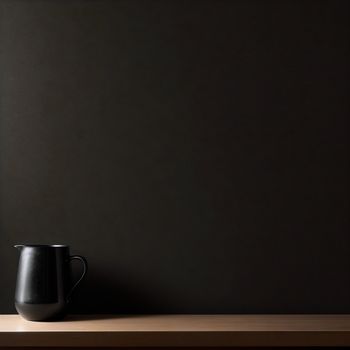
[67,255,88,303]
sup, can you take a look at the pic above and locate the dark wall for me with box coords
[0,0,349,314]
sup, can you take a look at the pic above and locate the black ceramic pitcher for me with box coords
[14,244,87,321]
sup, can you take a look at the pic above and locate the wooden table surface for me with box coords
[1,314,350,347]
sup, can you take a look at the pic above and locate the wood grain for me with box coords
[0,314,350,347]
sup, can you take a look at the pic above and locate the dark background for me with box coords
[0,0,349,314]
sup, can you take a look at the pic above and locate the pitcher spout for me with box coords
[14,244,24,250]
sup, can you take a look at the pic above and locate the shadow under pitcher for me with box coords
[14,244,88,321]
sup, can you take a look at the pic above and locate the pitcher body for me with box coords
[14,244,87,321]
